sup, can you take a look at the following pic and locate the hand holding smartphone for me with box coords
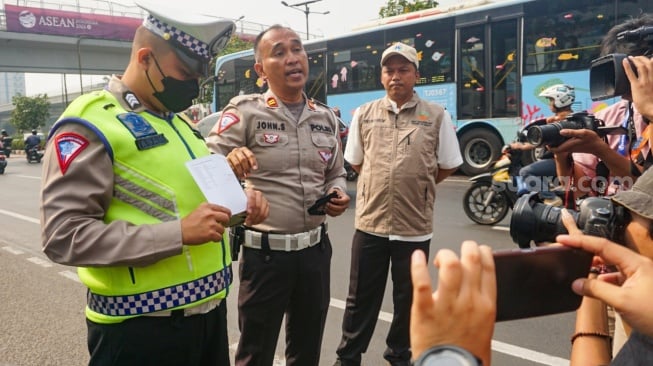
[494,246,594,322]
[307,191,340,215]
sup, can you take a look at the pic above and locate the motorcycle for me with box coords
[0,152,6,174]
[462,147,525,225]
[1,137,12,158]
[26,146,43,164]
[462,118,564,225]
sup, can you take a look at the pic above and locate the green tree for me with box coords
[197,35,254,104]
[10,94,50,133]
[379,0,439,18]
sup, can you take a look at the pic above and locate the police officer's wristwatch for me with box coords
[414,345,482,366]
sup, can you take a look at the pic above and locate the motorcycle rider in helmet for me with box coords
[24,129,41,152]
[509,84,575,193]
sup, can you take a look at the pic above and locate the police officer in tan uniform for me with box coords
[333,43,462,366]
[40,2,268,365]
[206,25,351,366]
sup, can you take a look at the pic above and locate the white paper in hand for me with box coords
[185,154,247,216]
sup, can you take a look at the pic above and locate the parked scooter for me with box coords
[26,146,43,164]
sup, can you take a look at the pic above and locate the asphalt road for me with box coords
[0,155,575,366]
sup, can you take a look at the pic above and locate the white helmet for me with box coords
[539,84,575,108]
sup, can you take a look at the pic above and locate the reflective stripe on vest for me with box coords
[113,162,178,222]
[88,266,232,316]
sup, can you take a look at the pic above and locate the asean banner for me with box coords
[4,4,141,41]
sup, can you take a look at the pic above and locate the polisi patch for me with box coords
[54,132,89,174]
[319,150,332,162]
[217,112,240,134]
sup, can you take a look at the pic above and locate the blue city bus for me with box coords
[212,0,652,175]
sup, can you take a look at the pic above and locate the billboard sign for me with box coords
[4,4,141,41]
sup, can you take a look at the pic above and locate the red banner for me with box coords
[4,4,141,41]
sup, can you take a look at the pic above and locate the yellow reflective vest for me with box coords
[54,91,232,324]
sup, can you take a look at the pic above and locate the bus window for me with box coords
[491,19,519,118]
[215,54,262,109]
[458,25,486,119]
[386,19,455,85]
[327,31,384,94]
[306,50,327,102]
[524,0,614,74]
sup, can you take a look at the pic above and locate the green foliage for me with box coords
[379,0,439,18]
[10,94,50,133]
[196,35,254,104]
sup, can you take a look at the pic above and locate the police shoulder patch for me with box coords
[217,112,240,134]
[319,150,333,163]
[54,132,89,174]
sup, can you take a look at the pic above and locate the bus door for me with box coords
[457,18,520,120]
[305,48,327,103]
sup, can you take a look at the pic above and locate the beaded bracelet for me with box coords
[570,331,612,345]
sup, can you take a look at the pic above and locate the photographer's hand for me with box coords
[556,230,653,340]
[410,242,495,366]
[549,129,609,156]
[623,55,653,121]
[550,131,634,180]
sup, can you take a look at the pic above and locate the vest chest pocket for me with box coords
[254,132,290,171]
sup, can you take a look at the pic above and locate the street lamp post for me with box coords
[280,0,330,40]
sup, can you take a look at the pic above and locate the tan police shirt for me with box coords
[206,90,347,234]
[41,76,181,267]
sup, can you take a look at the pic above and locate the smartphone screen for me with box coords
[494,246,594,322]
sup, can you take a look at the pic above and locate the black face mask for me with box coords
[146,53,199,113]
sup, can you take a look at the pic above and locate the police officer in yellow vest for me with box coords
[40,2,269,365]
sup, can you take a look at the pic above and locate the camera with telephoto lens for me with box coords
[526,111,605,147]
[589,25,653,101]
[509,192,629,248]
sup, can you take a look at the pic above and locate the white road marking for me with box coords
[2,246,24,255]
[14,174,41,180]
[492,340,569,366]
[330,298,569,365]
[59,270,81,283]
[492,225,510,231]
[0,209,39,224]
[27,256,53,267]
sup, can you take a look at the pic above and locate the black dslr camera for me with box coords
[509,192,629,248]
[589,25,653,101]
[526,111,605,147]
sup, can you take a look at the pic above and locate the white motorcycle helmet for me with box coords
[539,84,575,109]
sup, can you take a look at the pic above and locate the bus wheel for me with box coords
[459,129,502,176]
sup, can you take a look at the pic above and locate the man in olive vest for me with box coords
[40,2,269,365]
[333,42,462,366]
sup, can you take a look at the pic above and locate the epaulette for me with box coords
[311,98,332,111]
[58,91,110,120]
[230,93,262,106]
